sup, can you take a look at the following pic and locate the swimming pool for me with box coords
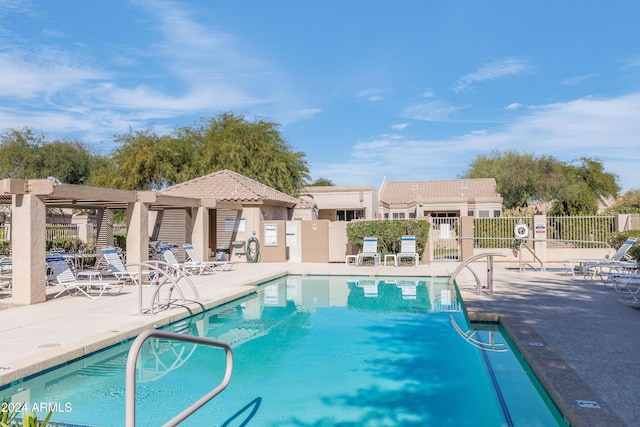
[2,275,567,426]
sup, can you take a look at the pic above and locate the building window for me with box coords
[384,213,389,219]
[468,211,474,217]
[479,210,490,218]
[409,212,416,219]
[493,210,501,218]
[392,212,405,219]
[336,209,364,222]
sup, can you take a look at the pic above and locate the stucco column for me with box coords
[12,194,47,304]
[532,214,547,264]
[190,207,210,260]
[459,216,474,262]
[126,201,149,266]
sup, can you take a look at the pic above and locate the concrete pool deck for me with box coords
[0,261,637,426]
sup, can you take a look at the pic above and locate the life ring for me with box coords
[514,224,529,239]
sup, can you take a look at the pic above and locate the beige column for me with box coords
[459,216,474,262]
[12,194,47,304]
[532,214,547,263]
[190,207,210,260]
[125,201,149,266]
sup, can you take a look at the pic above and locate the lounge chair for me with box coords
[183,244,233,272]
[101,247,154,286]
[161,248,205,276]
[357,237,380,266]
[46,254,125,299]
[396,236,420,267]
[565,237,638,278]
[608,273,640,301]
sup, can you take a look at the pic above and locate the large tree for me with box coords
[462,150,620,214]
[184,113,310,195]
[89,129,196,190]
[0,127,99,185]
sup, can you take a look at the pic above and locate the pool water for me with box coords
[2,275,567,426]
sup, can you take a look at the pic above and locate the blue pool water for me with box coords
[2,275,567,426]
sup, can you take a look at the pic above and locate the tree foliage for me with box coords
[0,127,98,185]
[309,177,335,186]
[606,188,640,214]
[94,113,310,194]
[463,150,620,215]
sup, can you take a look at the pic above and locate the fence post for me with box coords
[615,214,629,232]
[532,214,547,264]
[459,216,474,261]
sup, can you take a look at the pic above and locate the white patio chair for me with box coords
[101,247,154,286]
[357,237,380,266]
[396,236,419,267]
[46,254,125,299]
[183,244,233,272]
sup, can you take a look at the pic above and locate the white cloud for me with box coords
[506,103,522,110]
[356,88,387,102]
[400,100,464,122]
[325,92,640,191]
[454,57,534,93]
[562,74,594,86]
[391,123,408,130]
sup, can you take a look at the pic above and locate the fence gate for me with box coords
[430,217,460,261]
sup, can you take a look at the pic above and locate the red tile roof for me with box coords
[381,178,500,204]
[162,169,299,205]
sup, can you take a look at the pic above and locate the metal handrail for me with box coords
[125,329,233,427]
[448,252,506,295]
[127,261,199,315]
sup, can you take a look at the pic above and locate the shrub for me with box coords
[346,220,430,255]
[607,230,640,249]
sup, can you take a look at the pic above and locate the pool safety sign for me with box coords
[263,223,279,246]
[535,224,546,234]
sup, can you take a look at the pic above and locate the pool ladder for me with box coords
[125,329,233,427]
[448,252,506,295]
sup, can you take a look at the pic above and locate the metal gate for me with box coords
[431,217,460,261]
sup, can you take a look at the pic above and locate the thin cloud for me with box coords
[356,88,387,102]
[454,57,534,93]
[400,100,464,122]
[330,93,640,190]
[391,123,408,130]
[506,103,522,110]
[562,74,594,86]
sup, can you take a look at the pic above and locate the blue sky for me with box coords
[1,1,640,192]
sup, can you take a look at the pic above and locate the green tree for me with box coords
[90,129,196,190]
[178,113,310,195]
[463,151,620,215]
[606,188,640,214]
[0,127,45,178]
[0,127,101,185]
[309,177,335,186]
[549,158,620,215]
[462,150,561,208]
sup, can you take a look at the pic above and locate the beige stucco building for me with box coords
[298,178,503,222]
[378,177,504,220]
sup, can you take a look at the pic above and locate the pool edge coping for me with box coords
[463,300,626,427]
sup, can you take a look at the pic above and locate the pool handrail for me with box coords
[125,329,233,427]
[448,252,506,295]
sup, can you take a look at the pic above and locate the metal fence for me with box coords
[473,215,623,249]
[46,224,80,241]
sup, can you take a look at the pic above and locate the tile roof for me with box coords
[381,178,501,204]
[162,169,299,205]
